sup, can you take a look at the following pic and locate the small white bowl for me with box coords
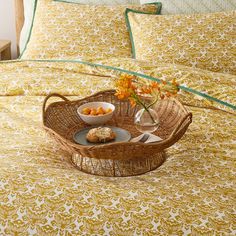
[77,102,115,125]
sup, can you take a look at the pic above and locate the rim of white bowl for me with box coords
[77,102,115,117]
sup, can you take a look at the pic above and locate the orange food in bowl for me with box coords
[97,107,105,115]
[82,107,91,115]
[82,107,113,116]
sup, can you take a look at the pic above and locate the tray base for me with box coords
[71,152,166,177]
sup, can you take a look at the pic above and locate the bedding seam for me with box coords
[1,58,235,110]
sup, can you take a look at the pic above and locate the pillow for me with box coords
[54,0,140,4]
[126,10,236,75]
[20,0,162,60]
[19,0,142,54]
[19,0,147,55]
[141,0,236,14]
[19,0,36,54]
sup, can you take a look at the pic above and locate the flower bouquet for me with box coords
[115,74,180,134]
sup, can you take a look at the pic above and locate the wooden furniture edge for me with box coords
[15,0,24,56]
[0,40,11,51]
[0,40,11,60]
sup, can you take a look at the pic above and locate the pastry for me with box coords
[86,127,116,143]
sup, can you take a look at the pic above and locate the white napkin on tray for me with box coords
[130,133,163,143]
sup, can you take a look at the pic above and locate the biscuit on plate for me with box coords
[86,127,116,143]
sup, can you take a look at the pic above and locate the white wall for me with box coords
[0,0,17,59]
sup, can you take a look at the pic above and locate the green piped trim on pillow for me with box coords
[125,7,162,58]
[53,0,162,14]
[54,0,162,14]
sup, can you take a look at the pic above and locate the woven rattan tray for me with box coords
[43,90,192,177]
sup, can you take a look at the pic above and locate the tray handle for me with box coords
[43,93,69,118]
[169,112,192,138]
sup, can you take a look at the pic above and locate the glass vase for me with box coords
[134,108,159,134]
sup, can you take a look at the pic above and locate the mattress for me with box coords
[0,58,235,235]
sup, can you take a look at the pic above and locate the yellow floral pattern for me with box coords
[0,58,235,235]
[21,0,160,60]
[127,10,236,75]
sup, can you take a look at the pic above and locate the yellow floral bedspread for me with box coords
[0,58,235,235]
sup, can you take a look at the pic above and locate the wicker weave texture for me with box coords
[43,90,192,176]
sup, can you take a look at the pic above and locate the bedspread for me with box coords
[0,58,235,235]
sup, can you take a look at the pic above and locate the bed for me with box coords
[0,0,235,235]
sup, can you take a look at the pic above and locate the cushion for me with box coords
[141,0,236,14]
[19,0,36,54]
[54,0,140,4]
[21,0,161,60]
[126,9,236,74]
[19,0,142,54]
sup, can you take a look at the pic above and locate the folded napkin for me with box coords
[130,133,163,143]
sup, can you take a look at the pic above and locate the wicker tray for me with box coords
[43,90,192,177]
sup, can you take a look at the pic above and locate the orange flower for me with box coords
[172,78,178,86]
[166,91,171,97]
[162,80,167,85]
[116,75,136,92]
[129,97,136,107]
[151,82,159,89]
[115,74,180,108]
[140,86,152,94]
[115,90,130,100]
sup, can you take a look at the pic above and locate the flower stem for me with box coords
[133,94,156,123]
[147,94,159,109]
